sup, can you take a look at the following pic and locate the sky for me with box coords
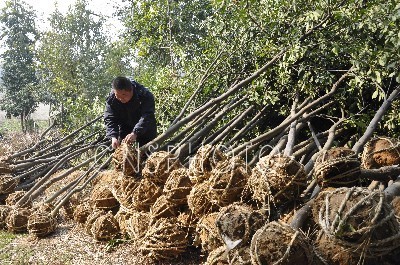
[0,0,126,37]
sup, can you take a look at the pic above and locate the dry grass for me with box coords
[0,216,204,265]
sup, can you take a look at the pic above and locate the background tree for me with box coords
[0,0,38,132]
[35,0,129,130]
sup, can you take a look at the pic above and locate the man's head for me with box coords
[112,76,134,103]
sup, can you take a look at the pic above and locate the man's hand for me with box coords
[111,137,120,149]
[122,133,137,144]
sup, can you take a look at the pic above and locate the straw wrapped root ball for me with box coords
[129,178,162,212]
[204,246,229,265]
[188,145,227,184]
[195,212,223,253]
[27,211,57,237]
[142,151,182,185]
[163,168,192,205]
[73,202,92,224]
[188,182,219,219]
[114,209,131,236]
[90,184,119,210]
[5,191,32,208]
[361,136,400,169]
[150,195,178,219]
[216,203,265,249]
[127,211,152,240]
[0,205,11,229]
[91,211,120,241]
[250,221,314,265]
[113,143,141,176]
[249,154,307,206]
[85,209,106,235]
[208,156,250,207]
[6,208,31,233]
[313,187,400,260]
[140,217,188,261]
[111,174,140,208]
[314,147,361,187]
[0,175,18,195]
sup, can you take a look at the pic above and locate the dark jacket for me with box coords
[104,80,157,146]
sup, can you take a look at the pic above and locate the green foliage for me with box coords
[0,0,38,131]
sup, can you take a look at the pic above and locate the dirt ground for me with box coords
[0,216,204,265]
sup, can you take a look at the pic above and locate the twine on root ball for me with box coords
[188,181,219,219]
[150,195,178,219]
[163,168,192,205]
[208,156,250,207]
[0,205,11,229]
[361,136,400,169]
[228,246,251,265]
[315,187,400,259]
[73,202,92,224]
[140,217,188,261]
[248,154,307,208]
[250,221,314,265]
[195,212,223,252]
[130,178,162,212]
[142,151,182,185]
[5,191,32,208]
[188,145,227,184]
[27,211,57,237]
[314,147,361,188]
[0,175,18,195]
[6,208,31,233]
[91,211,120,241]
[126,211,152,240]
[215,202,265,249]
[90,184,119,210]
[113,143,141,177]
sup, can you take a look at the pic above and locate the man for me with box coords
[104,76,157,149]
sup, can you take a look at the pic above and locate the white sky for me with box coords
[0,0,126,37]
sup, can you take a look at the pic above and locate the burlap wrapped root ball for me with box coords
[150,195,178,219]
[250,221,314,265]
[0,175,18,195]
[90,184,119,210]
[113,143,141,176]
[361,136,400,169]
[0,205,11,229]
[5,190,32,208]
[126,211,152,240]
[216,202,265,249]
[163,168,192,205]
[188,181,219,219]
[208,156,250,207]
[314,147,361,187]
[313,187,400,263]
[142,151,182,185]
[188,144,227,184]
[6,208,31,233]
[73,202,92,224]
[195,212,223,252]
[91,211,120,241]
[248,154,307,207]
[27,211,57,237]
[140,217,188,261]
